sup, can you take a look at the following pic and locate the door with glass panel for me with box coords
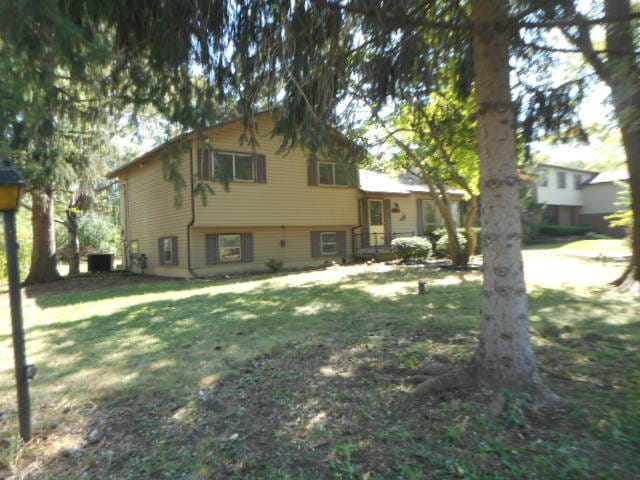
[368,199,385,246]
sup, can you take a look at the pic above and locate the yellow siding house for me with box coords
[108,112,464,277]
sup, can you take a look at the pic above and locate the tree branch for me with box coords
[309,0,471,30]
[520,11,640,29]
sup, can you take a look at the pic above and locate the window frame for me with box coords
[159,236,178,265]
[557,171,567,189]
[317,161,349,187]
[212,151,255,182]
[539,170,549,187]
[574,173,582,190]
[320,231,338,255]
[218,233,243,263]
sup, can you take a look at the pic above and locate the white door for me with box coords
[368,199,385,246]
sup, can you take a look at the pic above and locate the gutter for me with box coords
[186,145,199,279]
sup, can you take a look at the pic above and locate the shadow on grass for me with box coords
[22,278,640,479]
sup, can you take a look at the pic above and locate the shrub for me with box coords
[391,236,432,261]
[434,228,468,256]
[265,258,284,272]
[539,224,591,236]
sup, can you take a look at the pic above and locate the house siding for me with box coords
[119,150,191,277]
[536,165,588,207]
[193,116,360,228]
[191,226,352,276]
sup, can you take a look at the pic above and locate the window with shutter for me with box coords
[159,237,178,265]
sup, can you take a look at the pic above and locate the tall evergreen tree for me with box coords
[3,0,635,397]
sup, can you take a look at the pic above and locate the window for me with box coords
[539,170,549,187]
[311,231,346,257]
[369,200,384,226]
[318,162,349,186]
[200,149,266,183]
[557,171,566,189]
[159,237,178,265]
[215,152,254,182]
[574,174,582,190]
[129,240,139,254]
[320,232,337,255]
[219,234,242,262]
[206,233,254,264]
[422,199,440,227]
[422,199,460,229]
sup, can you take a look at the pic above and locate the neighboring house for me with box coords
[108,112,464,277]
[534,162,629,237]
[580,169,629,237]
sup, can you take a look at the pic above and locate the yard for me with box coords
[1,239,638,479]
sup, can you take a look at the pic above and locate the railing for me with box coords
[352,230,422,255]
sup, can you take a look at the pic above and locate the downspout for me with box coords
[186,145,199,278]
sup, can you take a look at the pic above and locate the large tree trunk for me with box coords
[66,207,80,276]
[464,194,479,258]
[24,190,62,284]
[470,0,547,394]
[604,0,640,291]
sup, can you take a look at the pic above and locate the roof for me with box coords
[359,170,465,196]
[107,112,280,179]
[359,170,414,194]
[585,169,629,185]
[107,110,363,179]
[537,162,599,174]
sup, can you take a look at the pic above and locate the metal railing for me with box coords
[352,230,423,255]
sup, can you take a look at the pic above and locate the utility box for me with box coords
[87,254,113,273]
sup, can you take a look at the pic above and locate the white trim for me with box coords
[317,161,349,187]
[320,231,338,255]
[219,233,242,263]
[212,151,255,182]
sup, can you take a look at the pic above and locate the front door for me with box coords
[368,199,385,246]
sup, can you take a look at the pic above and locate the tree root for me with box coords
[412,366,476,397]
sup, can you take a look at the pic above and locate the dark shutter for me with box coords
[172,237,179,265]
[201,149,211,180]
[347,163,360,188]
[241,233,254,262]
[158,238,164,265]
[255,155,267,183]
[360,198,370,248]
[310,231,321,257]
[336,231,347,256]
[307,157,318,186]
[206,234,219,264]
[383,199,392,245]
[416,199,425,235]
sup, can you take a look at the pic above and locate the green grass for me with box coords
[524,237,629,253]
[0,253,638,479]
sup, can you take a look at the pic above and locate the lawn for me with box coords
[0,247,638,479]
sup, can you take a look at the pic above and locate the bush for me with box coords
[391,236,432,261]
[539,224,591,236]
[265,258,284,272]
[433,228,468,256]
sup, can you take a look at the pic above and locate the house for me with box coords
[534,162,629,237]
[108,112,465,277]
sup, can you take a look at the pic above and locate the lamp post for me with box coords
[0,158,31,442]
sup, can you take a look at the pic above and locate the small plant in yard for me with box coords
[390,236,431,261]
[265,258,284,272]
[434,228,468,257]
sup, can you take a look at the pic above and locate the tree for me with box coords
[553,0,640,291]
[8,0,634,399]
[375,88,480,266]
